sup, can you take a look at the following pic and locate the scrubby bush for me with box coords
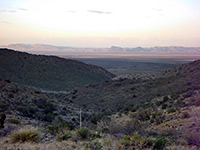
[57,131,72,141]
[90,113,102,124]
[150,113,165,125]
[110,119,143,136]
[43,113,54,122]
[119,133,153,150]
[186,132,200,147]
[153,137,167,150]
[180,112,190,119]
[44,102,55,114]
[0,113,6,129]
[161,104,168,109]
[48,120,74,135]
[167,108,176,113]
[163,96,169,103]
[77,128,90,139]
[0,102,8,112]
[102,127,109,133]
[136,110,151,121]
[11,127,40,143]
[84,140,103,150]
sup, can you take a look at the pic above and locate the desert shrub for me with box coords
[184,91,194,98]
[0,102,9,112]
[137,110,151,121]
[163,96,169,103]
[57,130,72,141]
[103,139,112,147]
[186,132,200,147]
[43,113,54,122]
[0,113,6,129]
[0,124,16,137]
[161,104,168,109]
[44,102,55,114]
[120,136,131,147]
[90,113,102,124]
[132,94,137,98]
[35,99,46,109]
[102,127,109,133]
[7,119,20,125]
[77,128,90,139]
[180,112,190,119]
[84,140,103,150]
[72,95,76,99]
[16,106,35,117]
[11,128,40,143]
[153,137,167,150]
[48,120,74,135]
[90,131,102,140]
[150,113,165,125]
[119,133,153,150]
[167,108,176,113]
[110,119,143,136]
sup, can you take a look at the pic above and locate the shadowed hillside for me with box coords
[0,49,115,91]
[68,59,200,113]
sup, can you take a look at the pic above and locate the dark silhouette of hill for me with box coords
[0,49,115,91]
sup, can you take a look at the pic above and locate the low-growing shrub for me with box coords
[77,128,90,139]
[43,113,54,122]
[84,140,103,150]
[150,113,165,125]
[57,131,72,141]
[110,119,143,136]
[153,137,167,150]
[167,108,176,113]
[163,96,169,103]
[90,113,102,124]
[47,120,74,135]
[119,133,153,150]
[186,132,200,147]
[161,104,168,109]
[0,113,6,129]
[180,112,190,119]
[0,102,9,112]
[11,127,40,143]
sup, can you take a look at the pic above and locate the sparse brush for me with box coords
[10,127,40,143]
[76,128,90,140]
[57,130,72,141]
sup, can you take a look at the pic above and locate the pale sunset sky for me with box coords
[0,0,200,47]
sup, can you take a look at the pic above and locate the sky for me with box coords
[0,0,200,47]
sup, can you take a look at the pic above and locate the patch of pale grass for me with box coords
[10,126,40,143]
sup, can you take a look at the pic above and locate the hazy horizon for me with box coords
[1,0,200,47]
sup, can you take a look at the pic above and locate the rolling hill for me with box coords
[0,48,115,91]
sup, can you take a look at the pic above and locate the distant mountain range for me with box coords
[0,49,114,91]
[1,43,200,55]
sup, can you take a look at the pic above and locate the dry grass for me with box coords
[10,127,40,143]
